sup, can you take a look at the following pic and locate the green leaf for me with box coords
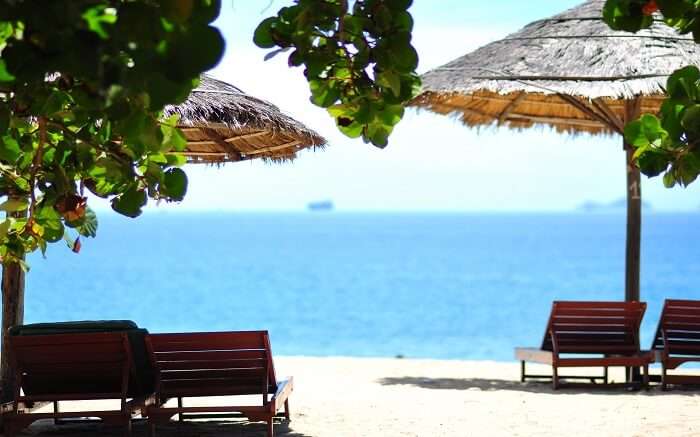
[0,198,28,212]
[82,5,117,39]
[0,59,15,82]
[161,168,188,201]
[35,206,65,243]
[0,135,21,163]
[681,104,700,136]
[40,90,71,117]
[663,170,677,188]
[161,122,188,152]
[0,219,11,240]
[254,17,277,48]
[602,1,654,32]
[75,207,98,238]
[667,66,700,100]
[309,79,340,107]
[377,70,402,97]
[165,152,187,166]
[111,186,147,218]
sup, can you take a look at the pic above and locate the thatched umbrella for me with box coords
[411,0,700,304]
[170,74,325,163]
[0,74,326,399]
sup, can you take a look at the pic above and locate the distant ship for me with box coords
[578,198,652,213]
[307,200,334,212]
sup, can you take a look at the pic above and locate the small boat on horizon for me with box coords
[308,200,334,212]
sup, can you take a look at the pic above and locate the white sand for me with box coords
[16,357,700,436]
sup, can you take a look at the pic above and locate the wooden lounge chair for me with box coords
[3,332,137,437]
[145,330,293,437]
[515,301,651,389]
[650,299,700,389]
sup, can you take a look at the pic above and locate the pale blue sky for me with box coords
[146,0,700,212]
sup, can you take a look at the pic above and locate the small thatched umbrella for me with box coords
[0,74,326,399]
[411,0,700,304]
[169,74,325,163]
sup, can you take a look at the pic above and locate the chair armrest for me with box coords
[272,377,294,408]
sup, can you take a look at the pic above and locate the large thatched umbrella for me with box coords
[0,74,326,399]
[411,0,700,304]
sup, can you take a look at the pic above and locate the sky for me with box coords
[144,0,700,212]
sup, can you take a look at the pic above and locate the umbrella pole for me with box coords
[0,199,26,404]
[624,148,642,304]
[623,97,642,303]
[624,99,642,384]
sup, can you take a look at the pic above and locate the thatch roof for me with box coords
[166,75,326,163]
[411,0,700,135]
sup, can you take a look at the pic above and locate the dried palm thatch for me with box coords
[411,0,700,135]
[165,75,326,164]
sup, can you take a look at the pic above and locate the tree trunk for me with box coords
[1,260,24,402]
[0,199,27,404]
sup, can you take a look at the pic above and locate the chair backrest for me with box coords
[541,301,646,355]
[147,331,277,397]
[10,332,132,400]
[651,299,700,356]
[10,321,154,396]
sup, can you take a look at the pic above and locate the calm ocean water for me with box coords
[23,212,700,361]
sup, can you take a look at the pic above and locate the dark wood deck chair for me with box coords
[3,332,136,437]
[650,299,700,389]
[145,331,293,437]
[515,301,651,389]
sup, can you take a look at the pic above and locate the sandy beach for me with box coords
[11,356,699,437]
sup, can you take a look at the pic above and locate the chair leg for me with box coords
[552,365,560,390]
[284,399,291,421]
[267,418,274,437]
[149,423,157,437]
[123,419,133,437]
[604,366,608,385]
[642,364,649,390]
[177,397,183,422]
[520,361,526,383]
[53,400,61,425]
[661,365,668,391]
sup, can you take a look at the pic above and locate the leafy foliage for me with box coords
[0,0,224,265]
[604,0,700,187]
[253,0,421,148]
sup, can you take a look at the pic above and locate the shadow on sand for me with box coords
[377,376,700,396]
[15,419,313,437]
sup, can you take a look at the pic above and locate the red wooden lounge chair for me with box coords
[515,301,651,389]
[650,299,700,389]
[3,332,137,437]
[145,330,293,437]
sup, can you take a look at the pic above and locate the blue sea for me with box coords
[24,212,700,361]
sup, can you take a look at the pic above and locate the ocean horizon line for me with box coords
[87,208,700,216]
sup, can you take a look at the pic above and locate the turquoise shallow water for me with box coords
[24,212,700,360]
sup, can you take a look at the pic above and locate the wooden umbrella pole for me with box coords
[624,98,642,384]
[625,148,642,303]
[0,197,26,404]
[624,98,642,303]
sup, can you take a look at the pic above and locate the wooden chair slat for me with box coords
[154,350,267,362]
[160,368,266,381]
[159,358,266,371]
